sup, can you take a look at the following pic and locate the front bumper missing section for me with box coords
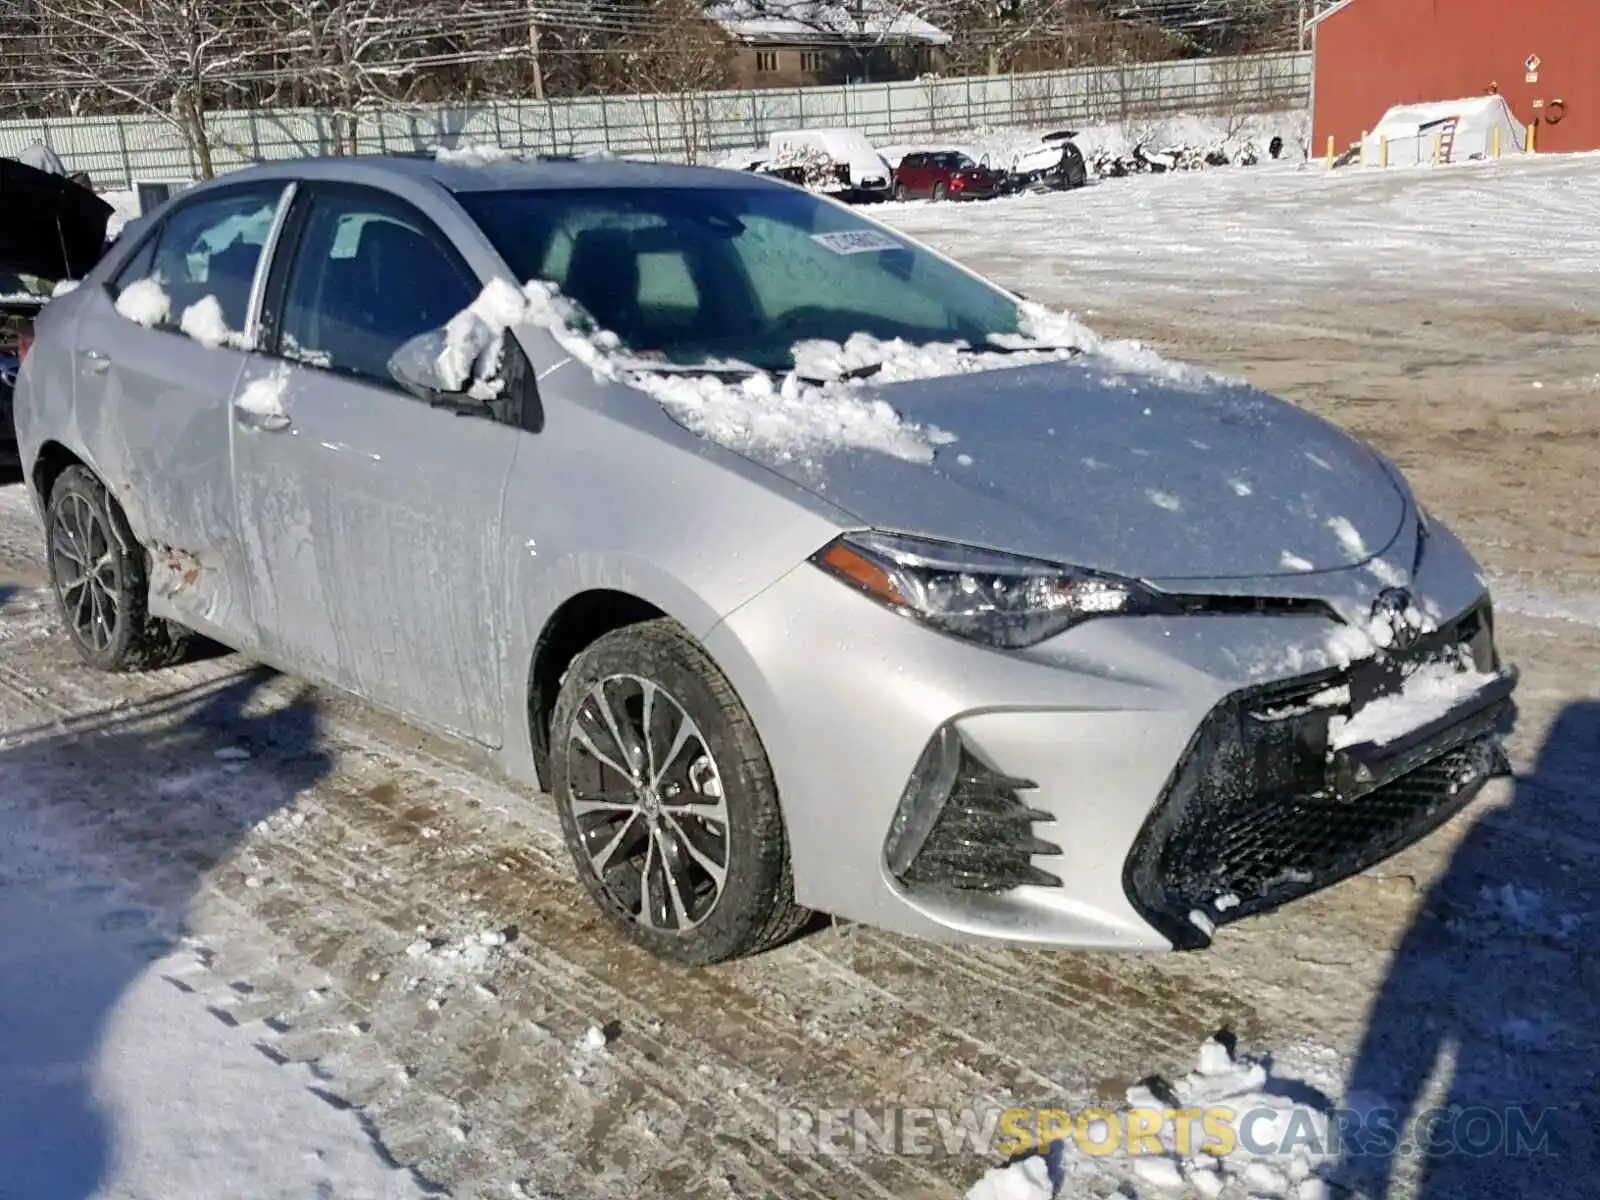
[1124,600,1518,950]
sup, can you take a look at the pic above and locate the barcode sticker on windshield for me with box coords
[811,230,904,255]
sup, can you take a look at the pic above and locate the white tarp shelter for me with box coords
[1361,95,1527,167]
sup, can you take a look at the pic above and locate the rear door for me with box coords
[898,154,928,197]
[232,181,520,744]
[71,181,291,644]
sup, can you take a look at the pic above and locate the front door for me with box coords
[72,181,290,644]
[231,183,518,744]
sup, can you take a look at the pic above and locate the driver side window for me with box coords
[275,189,477,388]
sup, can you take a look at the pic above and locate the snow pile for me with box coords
[634,365,952,464]
[430,275,541,399]
[114,277,170,327]
[971,1038,1336,1200]
[234,365,290,421]
[1329,654,1496,750]
[403,928,507,979]
[791,328,1077,383]
[51,278,79,298]
[434,269,1224,464]
[435,140,519,166]
[1011,302,1233,388]
[178,295,250,350]
[1119,1037,1335,1198]
[967,1153,1052,1200]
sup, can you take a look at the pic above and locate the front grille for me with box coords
[891,745,1063,893]
[1124,598,1512,949]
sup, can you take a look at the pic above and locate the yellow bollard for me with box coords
[1528,122,1537,153]
[1492,125,1501,158]
[1381,136,1389,168]
[1433,133,1442,166]
[1327,134,1335,167]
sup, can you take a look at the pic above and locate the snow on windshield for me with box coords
[433,272,1223,465]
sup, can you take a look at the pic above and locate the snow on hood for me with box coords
[450,275,1230,465]
[436,277,1401,580]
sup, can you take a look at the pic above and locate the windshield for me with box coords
[459,185,1022,372]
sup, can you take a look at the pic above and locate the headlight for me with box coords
[810,531,1168,648]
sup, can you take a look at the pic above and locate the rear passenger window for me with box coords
[112,186,285,333]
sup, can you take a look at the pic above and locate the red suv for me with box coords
[891,151,1000,202]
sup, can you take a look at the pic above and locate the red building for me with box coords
[1310,0,1599,155]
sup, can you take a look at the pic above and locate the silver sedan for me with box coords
[13,157,1517,964]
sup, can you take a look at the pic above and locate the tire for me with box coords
[932,181,949,201]
[550,618,809,965]
[892,182,907,201]
[45,465,191,672]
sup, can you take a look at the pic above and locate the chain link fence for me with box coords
[0,51,1308,190]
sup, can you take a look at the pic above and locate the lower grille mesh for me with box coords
[899,751,1063,893]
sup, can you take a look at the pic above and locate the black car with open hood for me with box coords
[2,157,111,458]
[1,156,112,281]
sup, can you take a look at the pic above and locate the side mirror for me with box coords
[387,327,486,411]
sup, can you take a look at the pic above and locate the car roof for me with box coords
[182,154,780,198]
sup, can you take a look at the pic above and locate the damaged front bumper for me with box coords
[1123,599,1517,949]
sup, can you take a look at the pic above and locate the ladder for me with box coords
[1436,116,1460,164]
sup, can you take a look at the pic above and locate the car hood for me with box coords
[763,360,1408,582]
[0,157,112,280]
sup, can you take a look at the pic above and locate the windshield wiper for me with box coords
[977,341,1084,357]
[790,343,1081,386]
[613,356,761,382]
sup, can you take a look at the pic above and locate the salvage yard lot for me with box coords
[3,153,1598,1199]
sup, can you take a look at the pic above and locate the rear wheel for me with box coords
[932,181,949,201]
[550,618,809,965]
[45,465,191,672]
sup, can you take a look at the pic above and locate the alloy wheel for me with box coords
[565,673,731,932]
[51,491,121,653]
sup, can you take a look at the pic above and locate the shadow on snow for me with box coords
[1339,699,1600,1198]
[0,653,331,1200]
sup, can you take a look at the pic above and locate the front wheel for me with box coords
[45,465,191,672]
[550,619,809,965]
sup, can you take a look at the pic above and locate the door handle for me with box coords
[234,406,291,432]
[81,348,110,375]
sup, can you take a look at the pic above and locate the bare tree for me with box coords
[32,0,256,176]
[596,0,733,162]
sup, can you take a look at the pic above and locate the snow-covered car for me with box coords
[997,135,1089,195]
[758,128,893,203]
[14,157,1517,966]
[1,156,112,463]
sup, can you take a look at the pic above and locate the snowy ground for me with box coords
[5,149,1600,1200]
